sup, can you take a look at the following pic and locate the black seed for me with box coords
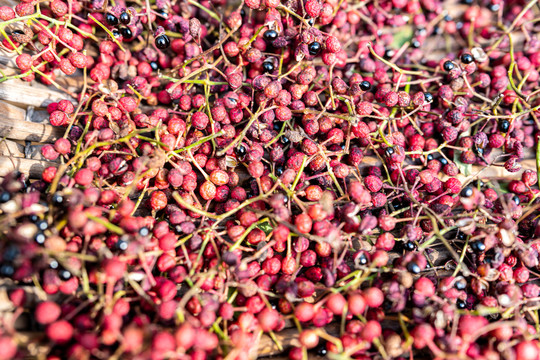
[116,239,129,251]
[357,252,368,265]
[498,119,510,132]
[443,60,455,71]
[455,279,467,290]
[404,242,417,251]
[424,92,433,102]
[385,147,395,156]
[150,62,159,71]
[513,195,520,205]
[444,15,452,21]
[457,232,466,240]
[59,269,72,280]
[359,80,371,91]
[280,136,290,145]
[262,61,274,73]
[263,30,278,42]
[35,233,46,245]
[412,40,421,48]
[240,8,245,17]
[275,165,284,176]
[427,154,434,161]
[235,145,247,158]
[470,241,486,252]
[308,41,321,56]
[456,299,467,309]
[489,3,500,11]
[155,34,170,49]
[385,49,395,58]
[36,220,48,231]
[120,27,132,39]
[49,260,59,269]
[307,18,315,26]
[106,13,118,26]
[139,227,150,237]
[439,157,448,165]
[52,193,64,205]
[460,186,473,198]
[461,53,474,64]
[29,214,39,223]
[0,191,10,203]
[120,11,130,25]
[407,262,421,274]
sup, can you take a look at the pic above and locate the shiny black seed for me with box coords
[50,260,59,269]
[106,13,118,26]
[52,193,64,204]
[116,239,129,251]
[357,253,368,265]
[470,241,486,252]
[444,15,452,21]
[150,62,159,71]
[308,41,321,55]
[235,145,246,158]
[273,123,281,131]
[263,30,278,42]
[404,242,417,251]
[36,220,48,231]
[489,3,500,11]
[498,119,510,132]
[513,195,520,205]
[407,262,421,274]
[359,80,371,91]
[443,61,455,71]
[280,136,290,145]
[120,11,130,25]
[307,18,315,26]
[139,227,150,237]
[275,166,284,176]
[240,8,246,17]
[0,191,10,203]
[121,27,133,39]
[475,147,484,156]
[439,157,448,165]
[29,214,39,223]
[35,233,46,244]
[155,34,170,49]
[460,186,473,198]
[455,279,467,290]
[412,40,421,48]
[59,269,72,280]
[385,147,395,156]
[456,299,467,309]
[457,232,466,240]
[427,154,434,161]
[262,61,274,73]
[461,53,474,64]
[424,92,433,102]
[385,49,395,58]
